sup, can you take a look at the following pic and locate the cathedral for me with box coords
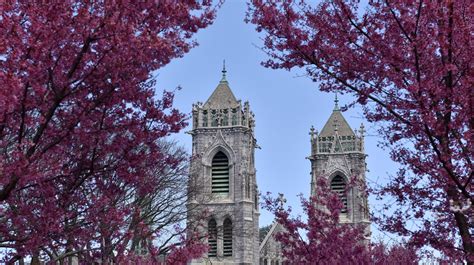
[187,67,370,264]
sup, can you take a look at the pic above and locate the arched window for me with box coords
[202,110,208,127]
[231,108,238,125]
[222,109,229,126]
[212,152,229,194]
[255,192,258,210]
[330,175,347,213]
[245,174,250,199]
[211,110,218,127]
[223,218,233,257]
[208,219,217,257]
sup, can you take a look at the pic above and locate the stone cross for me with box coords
[359,123,366,137]
[309,125,315,139]
[277,193,287,208]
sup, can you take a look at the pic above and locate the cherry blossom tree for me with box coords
[0,1,217,263]
[263,178,419,264]
[247,0,472,262]
[371,241,419,265]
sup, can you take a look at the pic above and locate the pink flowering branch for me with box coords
[247,0,473,261]
[262,178,419,263]
[0,1,218,263]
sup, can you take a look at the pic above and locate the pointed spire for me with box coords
[320,94,355,137]
[220,59,227,83]
[334,93,340,111]
[203,61,239,109]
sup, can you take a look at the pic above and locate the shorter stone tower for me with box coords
[308,96,370,229]
[187,65,259,264]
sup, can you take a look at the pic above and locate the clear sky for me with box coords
[156,1,399,243]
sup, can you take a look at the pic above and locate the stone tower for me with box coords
[308,96,370,229]
[187,65,259,264]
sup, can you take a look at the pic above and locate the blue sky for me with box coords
[156,1,399,243]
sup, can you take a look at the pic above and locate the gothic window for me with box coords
[211,152,229,193]
[330,175,348,213]
[223,218,233,257]
[231,108,238,125]
[208,219,217,257]
[222,109,229,126]
[320,142,332,153]
[202,110,208,127]
[341,141,355,152]
[211,110,218,127]
[246,174,250,199]
[255,191,258,209]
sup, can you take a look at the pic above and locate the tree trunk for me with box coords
[30,253,40,265]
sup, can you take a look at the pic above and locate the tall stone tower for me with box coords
[308,96,370,229]
[187,65,259,264]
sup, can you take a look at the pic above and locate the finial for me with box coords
[220,59,227,82]
[334,93,340,111]
[277,193,287,208]
[360,123,366,137]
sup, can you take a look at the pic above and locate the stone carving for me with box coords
[325,155,350,177]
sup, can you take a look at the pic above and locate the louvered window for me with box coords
[208,219,217,257]
[212,152,229,193]
[331,175,347,213]
[223,218,233,257]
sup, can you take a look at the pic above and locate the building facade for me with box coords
[308,96,370,229]
[187,67,260,264]
[258,96,371,264]
[187,68,370,264]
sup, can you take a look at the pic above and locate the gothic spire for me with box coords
[203,61,239,109]
[320,95,355,137]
